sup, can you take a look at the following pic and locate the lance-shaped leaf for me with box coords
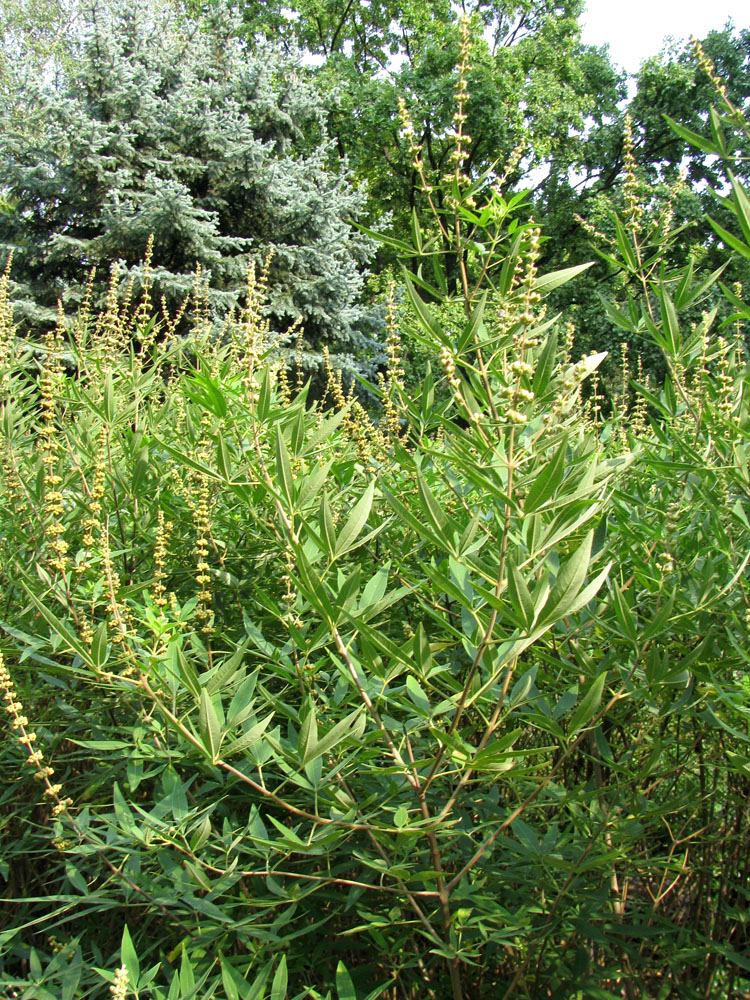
[402,271,448,345]
[270,955,288,1000]
[568,672,607,735]
[664,114,719,156]
[534,261,593,292]
[335,480,375,557]
[507,560,536,630]
[120,926,140,990]
[318,493,338,557]
[532,328,558,397]
[709,217,750,260]
[199,689,223,762]
[728,171,750,247]
[222,711,275,759]
[537,531,593,624]
[305,708,365,765]
[21,584,95,669]
[275,425,294,507]
[205,639,249,695]
[297,460,331,509]
[524,437,567,513]
[298,699,318,764]
[381,485,451,552]
[658,286,681,356]
[416,470,448,536]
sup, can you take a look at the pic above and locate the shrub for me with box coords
[1,33,750,1000]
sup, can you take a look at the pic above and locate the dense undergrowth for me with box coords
[2,33,750,1000]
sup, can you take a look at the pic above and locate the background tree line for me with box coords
[1,0,749,381]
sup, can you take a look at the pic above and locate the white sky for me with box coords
[579,0,749,74]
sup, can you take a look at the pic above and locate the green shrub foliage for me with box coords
[2,30,750,1000]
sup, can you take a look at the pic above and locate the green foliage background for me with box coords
[2,3,750,999]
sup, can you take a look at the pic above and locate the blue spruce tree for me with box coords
[0,0,381,376]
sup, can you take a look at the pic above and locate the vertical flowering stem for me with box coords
[39,307,69,578]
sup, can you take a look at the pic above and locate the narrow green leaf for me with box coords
[610,584,637,643]
[227,671,259,728]
[132,448,150,494]
[303,404,351,455]
[600,296,639,334]
[189,814,212,852]
[199,689,222,762]
[205,640,249,695]
[360,563,390,610]
[410,206,423,254]
[560,562,612,619]
[152,438,223,480]
[508,561,536,630]
[256,367,271,421]
[120,926,140,989]
[402,272,447,344]
[642,588,676,642]
[674,256,695,310]
[412,623,432,675]
[664,114,718,155]
[275,426,294,507]
[112,781,140,838]
[216,434,234,481]
[65,862,88,895]
[352,221,414,254]
[456,290,488,354]
[336,961,357,1000]
[612,215,637,272]
[676,262,726,310]
[729,171,750,247]
[471,728,522,771]
[290,404,306,456]
[104,372,116,423]
[537,531,593,625]
[166,642,200,698]
[61,951,83,1000]
[524,438,567,513]
[299,698,319,764]
[709,217,750,260]
[658,286,681,355]
[21,584,94,668]
[307,707,365,763]
[297,460,331,509]
[184,859,212,892]
[221,960,241,1000]
[416,471,448,536]
[534,261,593,292]
[335,480,375,557]
[222,711,275,759]
[222,959,273,1000]
[319,493,337,556]
[179,948,195,994]
[510,667,536,708]
[271,953,287,999]
[406,675,430,714]
[531,328,558,396]
[568,672,607,735]
[709,107,728,156]
[90,621,109,669]
[381,485,450,552]
[420,363,435,421]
